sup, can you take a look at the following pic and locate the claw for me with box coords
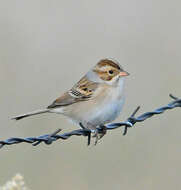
[93,125,107,145]
[92,129,99,145]
[99,125,107,139]
[80,123,107,145]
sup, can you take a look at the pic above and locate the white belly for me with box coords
[94,97,125,124]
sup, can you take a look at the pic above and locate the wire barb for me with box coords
[169,94,178,100]
[0,94,180,148]
[123,106,140,135]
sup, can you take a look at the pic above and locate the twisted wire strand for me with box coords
[0,94,180,148]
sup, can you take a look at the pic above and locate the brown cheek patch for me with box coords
[95,70,113,81]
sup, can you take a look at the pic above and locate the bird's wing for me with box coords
[47,76,99,109]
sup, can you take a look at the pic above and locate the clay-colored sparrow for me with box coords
[12,59,129,142]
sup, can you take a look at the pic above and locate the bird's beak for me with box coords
[120,71,130,77]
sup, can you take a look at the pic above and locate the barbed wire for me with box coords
[0,94,180,148]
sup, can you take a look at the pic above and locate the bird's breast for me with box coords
[62,84,125,127]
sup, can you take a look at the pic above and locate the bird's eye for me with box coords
[108,70,114,75]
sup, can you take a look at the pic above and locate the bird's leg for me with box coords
[98,125,107,139]
[80,122,100,145]
[92,125,107,145]
[93,128,99,145]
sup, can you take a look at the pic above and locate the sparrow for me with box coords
[12,58,129,144]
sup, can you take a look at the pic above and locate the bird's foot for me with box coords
[91,129,98,145]
[98,125,107,139]
[92,125,107,145]
[79,123,107,145]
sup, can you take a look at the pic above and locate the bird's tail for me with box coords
[11,109,49,120]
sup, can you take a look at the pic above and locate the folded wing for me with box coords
[47,76,99,109]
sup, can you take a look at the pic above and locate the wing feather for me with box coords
[47,76,99,109]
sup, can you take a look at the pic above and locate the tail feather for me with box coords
[11,109,49,120]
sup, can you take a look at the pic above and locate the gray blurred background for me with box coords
[0,0,180,189]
